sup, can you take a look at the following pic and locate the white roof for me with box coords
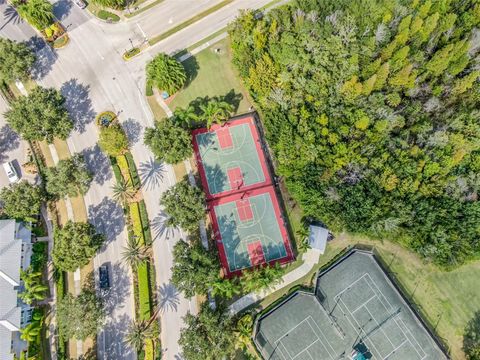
[0,220,29,360]
[308,225,328,253]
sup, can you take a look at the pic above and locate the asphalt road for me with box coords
[0,0,285,358]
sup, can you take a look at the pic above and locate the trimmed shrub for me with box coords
[138,200,152,245]
[116,155,133,184]
[129,202,144,245]
[125,152,141,189]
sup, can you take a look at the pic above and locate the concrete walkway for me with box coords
[228,250,321,315]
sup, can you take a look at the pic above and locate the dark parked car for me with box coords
[99,265,110,289]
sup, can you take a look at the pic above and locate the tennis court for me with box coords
[192,115,271,199]
[210,186,294,276]
[255,250,448,360]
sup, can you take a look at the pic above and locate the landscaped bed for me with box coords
[123,47,141,60]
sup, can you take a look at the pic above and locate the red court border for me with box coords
[209,186,294,277]
[192,115,272,200]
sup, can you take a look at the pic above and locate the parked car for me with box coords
[2,161,19,183]
[99,265,110,289]
[73,0,86,9]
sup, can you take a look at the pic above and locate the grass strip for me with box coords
[148,0,234,46]
[125,0,164,18]
[137,262,152,320]
[184,27,227,53]
[129,202,144,244]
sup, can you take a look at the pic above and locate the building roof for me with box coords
[308,224,328,253]
[0,220,29,360]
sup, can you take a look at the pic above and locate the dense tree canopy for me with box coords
[88,0,125,10]
[171,239,219,298]
[45,154,92,198]
[160,179,205,233]
[98,123,128,157]
[5,86,72,143]
[229,0,480,267]
[0,38,36,83]
[15,0,54,30]
[179,304,236,360]
[144,118,193,164]
[146,53,186,94]
[0,181,43,221]
[465,311,480,360]
[56,290,104,340]
[52,221,104,271]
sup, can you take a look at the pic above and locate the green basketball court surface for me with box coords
[193,115,294,276]
[255,250,448,360]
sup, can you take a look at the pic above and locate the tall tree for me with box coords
[121,235,148,269]
[171,239,219,298]
[18,268,48,305]
[45,154,92,198]
[199,99,234,129]
[88,0,125,10]
[0,38,36,82]
[464,311,480,360]
[0,181,43,221]
[98,124,128,157]
[5,86,72,143]
[160,179,205,233]
[16,0,54,30]
[179,304,236,360]
[146,53,186,94]
[144,118,192,164]
[52,221,104,271]
[124,320,153,352]
[56,290,104,340]
[111,178,136,205]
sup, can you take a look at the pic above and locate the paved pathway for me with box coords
[228,250,321,314]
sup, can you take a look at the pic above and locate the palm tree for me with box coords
[296,226,311,252]
[111,178,136,205]
[173,105,198,129]
[125,320,150,351]
[235,314,253,349]
[200,99,234,129]
[146,53,186,95]
[19,268,48,305]
[211,279,241,299]
[121,236,148,269]
[17,0,54,30]
[20,320,41,342]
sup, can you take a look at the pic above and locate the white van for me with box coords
[2,161,19,183]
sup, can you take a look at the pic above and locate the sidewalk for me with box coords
[228,250,320,315]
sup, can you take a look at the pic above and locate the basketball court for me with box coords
[192,115,295,276]
[210,187,294,275]
[192,116,271,199]
[255,251,447,360]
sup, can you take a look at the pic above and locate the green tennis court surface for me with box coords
[211,188,293,274]
[192,116,270,198]
[255,250,447,360]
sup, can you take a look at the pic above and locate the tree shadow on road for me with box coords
[101,313,135,359]
[0,125,20,162]
[158,282,180,313]
[150,210,177,241]
[82,144,112,185]
[28,37,57,80]
[0,2,22,30]
[52,0,73,22]
[139,157,165,190]
[102,262,132,316]
[88,197,125,244]
[61,79,96,134]
[122,118,142,146]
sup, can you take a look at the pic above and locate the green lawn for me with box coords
[170,38,252,115]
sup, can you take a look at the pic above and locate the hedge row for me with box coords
[139,200,152,246]
[125,152,141,189]
[109,156,123,184]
